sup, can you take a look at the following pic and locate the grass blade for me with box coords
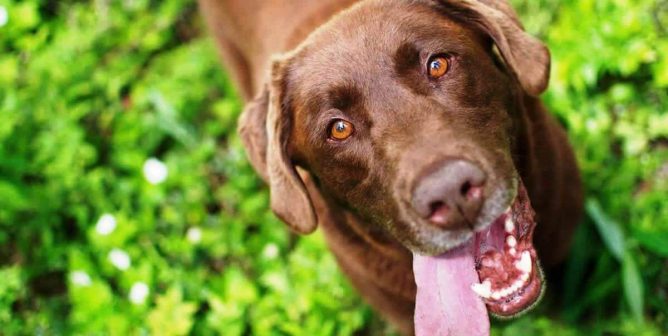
[586,199,625,261]
[622,252,645,324]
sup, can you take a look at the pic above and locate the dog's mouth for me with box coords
[413,181,542,335]
[471,182,543,316]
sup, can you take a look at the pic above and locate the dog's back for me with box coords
[198,0,359,101]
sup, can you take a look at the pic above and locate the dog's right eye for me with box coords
[329,119,355,141]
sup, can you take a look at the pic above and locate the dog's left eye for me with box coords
[427,55,450,79]
[329,119,354,141]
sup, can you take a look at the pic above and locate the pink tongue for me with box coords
[413,240,490,336]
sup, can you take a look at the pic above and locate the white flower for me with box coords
[186,227,202,244]
[142,158,168,185]
[0,6,8,28]
[108,248,131,271]
[263,243,279,259]
[70,271,92,287]
[129,282,149,304]
[95,214,117,236]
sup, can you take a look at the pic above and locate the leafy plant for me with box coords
[0,0,665,334]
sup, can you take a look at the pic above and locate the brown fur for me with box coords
[199,0,583,334]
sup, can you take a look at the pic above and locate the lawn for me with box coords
[0,0,666,334]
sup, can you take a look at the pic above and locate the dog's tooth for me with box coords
[504,217,515,233]
[506,236,517,248]
[509,282,518,293]
[516,251,532,274]
[470,280,492,299]
[491,290,503,301]
[501,287,513,298]
[507,235,518,255]
[521,271,530,282]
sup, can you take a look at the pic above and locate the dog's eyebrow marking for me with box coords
[394,42,420,75]
[393,42,431,96]
[328,84,363,111]
[325,83,372,131]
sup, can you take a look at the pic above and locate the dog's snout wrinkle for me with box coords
[455,204,477,231]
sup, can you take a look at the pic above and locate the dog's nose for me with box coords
[412,159,486,230]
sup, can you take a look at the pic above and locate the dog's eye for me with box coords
[329,119,354,141]
[427,55,450,79]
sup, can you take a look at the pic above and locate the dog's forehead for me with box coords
[288,1,481,96]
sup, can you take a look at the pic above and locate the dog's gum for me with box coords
[474,235,535,302]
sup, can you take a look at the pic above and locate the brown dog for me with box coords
[199,0,583,334]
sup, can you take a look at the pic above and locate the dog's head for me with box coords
[239,0,550,324]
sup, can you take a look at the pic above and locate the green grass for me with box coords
[0,0,666,334]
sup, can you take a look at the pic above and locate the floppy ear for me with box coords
[430,0,551,96]
[265,59,318,234]
[238,88,270,181]
[237,58,317,234]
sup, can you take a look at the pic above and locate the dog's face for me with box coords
[239,0,551,319]
[285,1,521,255]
